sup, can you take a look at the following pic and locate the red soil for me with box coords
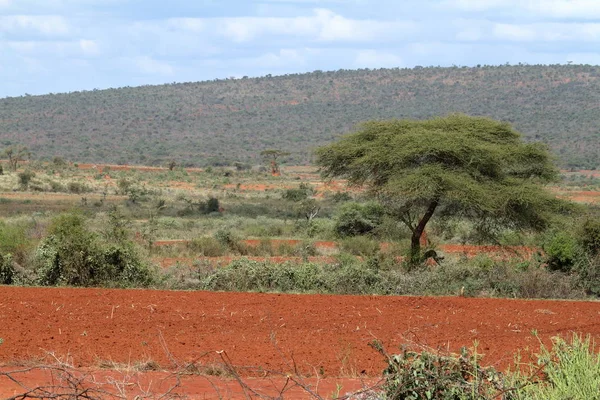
[1,287,599,380]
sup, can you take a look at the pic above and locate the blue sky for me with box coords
[2,0,600,98]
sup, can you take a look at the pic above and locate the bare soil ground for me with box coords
[1,287,599,376]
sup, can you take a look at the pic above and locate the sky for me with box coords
[2,0,600,98]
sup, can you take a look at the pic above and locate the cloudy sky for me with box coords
[1,0,600,98]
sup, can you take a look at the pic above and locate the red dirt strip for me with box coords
[1,287,599,377]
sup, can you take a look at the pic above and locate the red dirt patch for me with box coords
[1,287,599,380]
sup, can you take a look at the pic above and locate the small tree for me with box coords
[4,145,30,172]
[260,149,290,175]
[316,114,567,265]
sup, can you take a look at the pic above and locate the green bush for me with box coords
[0,254,14,284]
[282,183,313,202]
[543,230,580,272]
[334,201,384,237]
[67,181,89,194]
[375,334,600,400]
[373,342,502,400]
[18,170,35,188]
[512,335,600,400]
[581,218,600,256]
[34,212,155,287]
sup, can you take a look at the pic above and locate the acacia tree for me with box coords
[3,145,30,172]
[260,149,290,175]
[316,114,567,265]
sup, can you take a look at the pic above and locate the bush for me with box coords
[372,342,502,400]
[543,230,580,272]
[34,212,155,287]
[0,254,14,284]
[67,181,89,194]
[513,334,600,400]
[581,218,600,256]
[375,334,600,400]
[334,201,384,237]
[282,183,313,202]
[18,170,35,188]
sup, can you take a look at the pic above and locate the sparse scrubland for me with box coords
[1,115,600,398]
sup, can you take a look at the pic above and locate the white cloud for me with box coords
[0,15,70,36]
[444,0,600,19]
[79,39,99,56]
[493,22,600,42]
[170,8,416,43]
[0,0,11,7]
[354,49,402,68]
[134,56,174,75]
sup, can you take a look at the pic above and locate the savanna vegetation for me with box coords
[1,111,600,399]
[0,115,598,300]
[1,65,600,169]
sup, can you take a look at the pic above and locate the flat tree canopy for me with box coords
[316,114,567,264]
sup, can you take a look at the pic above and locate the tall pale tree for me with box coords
[316,114,568,265]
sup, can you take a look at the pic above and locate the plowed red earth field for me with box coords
[1,287,599,373]
[1,287,599,397]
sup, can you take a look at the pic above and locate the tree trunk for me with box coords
[409,198,439,267]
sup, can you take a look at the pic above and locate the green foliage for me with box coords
[372,342,503,400]
[317,114,567,263]
[67,181,89,194]
[581,218,600,256]
[340,236,381,256]
[1,65,599,168]
[205,197,220,214]
[512,335,600,400]
[0,253,14,285]
[373,334,600,400]
[184,255,584,299]
[34,212,155,287]
[17,170,35,188]
[542,230,580,272]
[282,183,313,202]
[334,201,384,237]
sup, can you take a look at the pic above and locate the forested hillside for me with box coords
[1,64,599,168]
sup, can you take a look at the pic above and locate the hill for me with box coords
[1,64,599,168]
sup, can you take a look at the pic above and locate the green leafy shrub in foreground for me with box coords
[376,334,600,400]
[34,212,155,287]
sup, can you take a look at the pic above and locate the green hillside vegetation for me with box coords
[1,64,599,168]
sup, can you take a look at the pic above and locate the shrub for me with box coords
[581,218,600,256]
[67,181,89,194]
[543,230,580,272]
[372,341,503,400]
[205,197,220,214]
[513,334,600,400]
[334,201,384,237]
[0,254,14,284]
[214,229,248,255]
[282,183,313,202]
[34,212,154,287]
[18,170,35,189]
